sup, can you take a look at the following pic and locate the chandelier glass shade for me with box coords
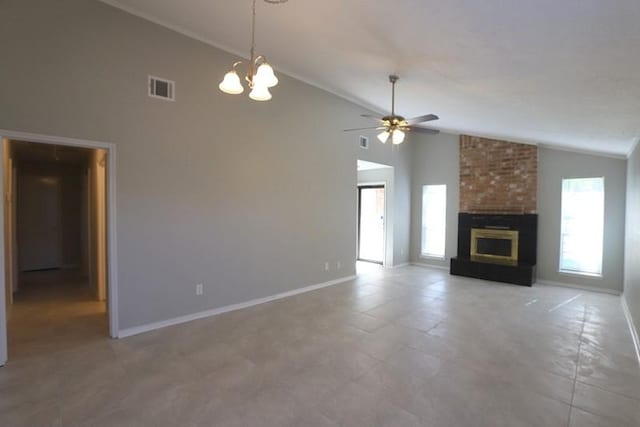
[219,63,244,94]
[218,0,286,101]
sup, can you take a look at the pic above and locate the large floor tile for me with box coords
[569,407,636,427]
[2,265,639,426]
[572,381,640,426]
[578,342,640,399]
[318,381,422,427]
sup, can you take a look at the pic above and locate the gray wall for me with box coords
[409,132,459,268]
[537,148,626,293]
[624,142,640,332]
[409,134,627,293]
[0,0,411,330]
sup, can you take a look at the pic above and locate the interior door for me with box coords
[358,185,385,264]
[17,173,62,271]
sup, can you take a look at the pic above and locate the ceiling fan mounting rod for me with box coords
[389,75,398,116]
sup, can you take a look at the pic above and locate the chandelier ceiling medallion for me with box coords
[218,0,288,101]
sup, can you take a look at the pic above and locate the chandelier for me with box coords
[218,0,288,101]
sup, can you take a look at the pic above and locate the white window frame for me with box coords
[421,184,447,259]
[558,176,604,278]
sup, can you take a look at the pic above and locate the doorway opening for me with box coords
[357,160,393,267]
[0,131,117,366]
[358,185,385,264]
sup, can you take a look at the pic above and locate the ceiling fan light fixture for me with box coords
[377,130,390,143]
[254,62,279,88]
[392,129,406,144]
[249,84,272,101]
[343,75,440,140]
[219,69,244,94]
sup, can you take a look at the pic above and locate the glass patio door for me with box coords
[358,185,385,264]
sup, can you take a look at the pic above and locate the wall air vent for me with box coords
[359,135,369,149]
[148,76,175,101]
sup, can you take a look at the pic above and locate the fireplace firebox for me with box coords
[471,228,519,264]
[450,213,537,286]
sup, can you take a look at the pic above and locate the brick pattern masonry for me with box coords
[459,135,538,214]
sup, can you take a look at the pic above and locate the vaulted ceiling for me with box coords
[102,0,640,156]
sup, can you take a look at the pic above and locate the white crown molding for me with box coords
[538,143,628,160]
[626,137,640,159]
[98,0,385,117]
[99,1,634,158]
[454,130,629,159]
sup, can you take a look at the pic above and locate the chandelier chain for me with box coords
[218,0,286,100]
[249,0,257,79]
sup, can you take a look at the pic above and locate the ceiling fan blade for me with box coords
[361,114,382,120]
[410,127,440,135]
[406,114,439,125]
[343,126,385,132]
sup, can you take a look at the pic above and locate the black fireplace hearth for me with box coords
[450,213,537,286]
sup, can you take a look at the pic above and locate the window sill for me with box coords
[420,254,446,261]
[558,270,603,279]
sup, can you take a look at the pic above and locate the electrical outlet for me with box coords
[336,261,341,269]
[196,283,203,295]
[324,262,329,271]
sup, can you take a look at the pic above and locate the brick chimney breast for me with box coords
[459,135,538,214]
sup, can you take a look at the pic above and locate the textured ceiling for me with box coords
[101,0,640,156]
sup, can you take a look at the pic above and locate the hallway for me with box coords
[7,270,107,361]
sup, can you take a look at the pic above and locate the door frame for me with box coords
[0,129,119,365]
[357,183,387,266]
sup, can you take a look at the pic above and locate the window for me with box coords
[559,177,604,276]
[421,185,447,258]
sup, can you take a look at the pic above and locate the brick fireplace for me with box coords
[451,135,539,286]
[459,135,538,214]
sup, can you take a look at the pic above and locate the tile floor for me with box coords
[1,264,640,426]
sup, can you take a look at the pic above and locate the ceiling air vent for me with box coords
[359,135,369,149]
[149,76,175,101]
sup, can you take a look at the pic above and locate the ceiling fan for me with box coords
[344,75,439,144]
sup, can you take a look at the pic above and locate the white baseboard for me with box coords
[411,262,450,271]
[621,295,640,366]
[536,279,621,296]
[118,275,357,338]
[388,263,409,269]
